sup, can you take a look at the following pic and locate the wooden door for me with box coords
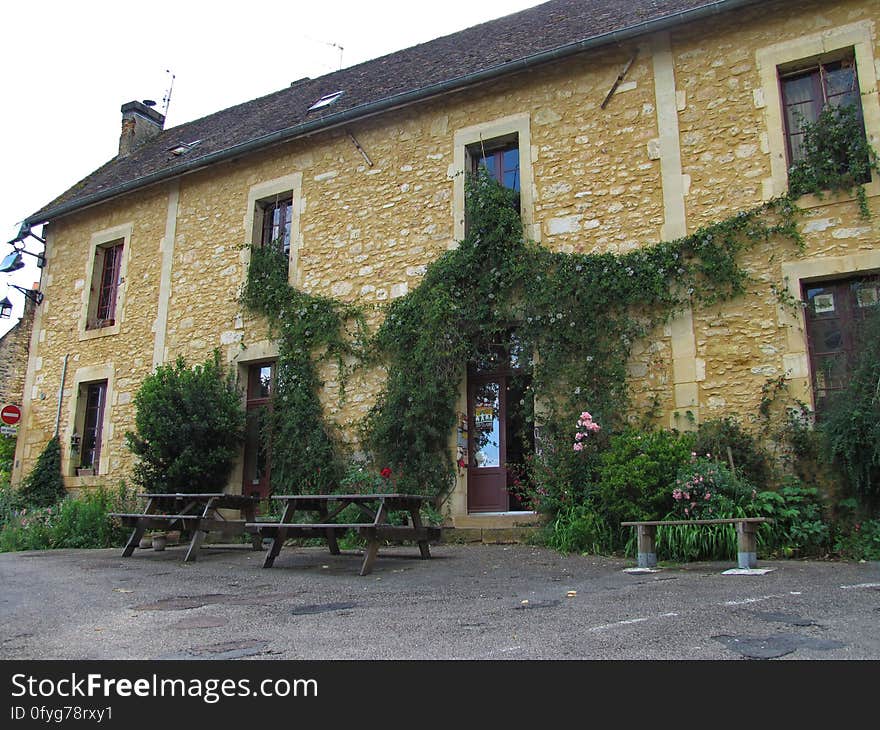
[467,375,509,512]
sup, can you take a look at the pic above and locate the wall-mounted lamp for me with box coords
[0,297,12,319]
[6,222,46,268]
[8,283,43,306]
[0,252,24,274]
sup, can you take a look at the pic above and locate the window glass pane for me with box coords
[80,382,107,469]
[502,148,520,191]
[472,382,501,468]
[825,64,856,97]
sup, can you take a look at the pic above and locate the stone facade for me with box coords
[13,0,880,529]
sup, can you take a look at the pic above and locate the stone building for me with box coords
[0,295,37,412]
[11,0,880,531]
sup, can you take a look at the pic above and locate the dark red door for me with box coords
[467,375,509,512]
[242,362,274,500]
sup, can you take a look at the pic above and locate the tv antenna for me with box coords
[161,70,176,117]
[305,36,344,70]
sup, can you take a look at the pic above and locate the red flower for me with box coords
[380,467,392,479]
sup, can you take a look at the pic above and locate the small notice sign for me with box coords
[0,425,18,436]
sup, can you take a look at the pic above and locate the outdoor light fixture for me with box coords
[0,297,12,319]
[6,222,47,268]
[0,251,24,273]
[7,283,43,306]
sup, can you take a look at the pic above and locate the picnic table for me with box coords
[110,493,263,562]
[246,493,442,575]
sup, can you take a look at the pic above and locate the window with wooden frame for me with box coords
[76,380,107,475]
[802,273,879,413]
[259,195,293,258]
[780,54,865,166]
[86,240,123,330]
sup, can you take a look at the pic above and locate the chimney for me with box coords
[118,100,165,157]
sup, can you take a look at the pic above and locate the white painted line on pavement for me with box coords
[588,611,678,633]
[839,582,880,590]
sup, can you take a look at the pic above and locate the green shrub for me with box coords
[748,477,831,557]
[834,518,880,561]
[0,483,137,552]
[594,429,695,526]
[544,502,613,555]
[18,437,65,508]
[125,351,245,494]
[693,416,773,489]
[670,455,754,520]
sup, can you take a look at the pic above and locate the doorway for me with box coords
[466,339,533,513]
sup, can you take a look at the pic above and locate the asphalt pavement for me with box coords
[1,541,879,660]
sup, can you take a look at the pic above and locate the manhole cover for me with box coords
[291,602,358,615]
[170,616,229,630]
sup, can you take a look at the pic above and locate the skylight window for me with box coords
[168,140,202,156]
[307,91,344,112]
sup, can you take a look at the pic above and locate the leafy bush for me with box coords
[593,429,695,525]
[748,477,830,557]
[125,352,245,494]
[693,416,773,489]
[671,455,754,520]
[834,519,880,561]
[0,484,138,552]
[18,437,65,508]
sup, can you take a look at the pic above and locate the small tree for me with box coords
[19,436,66,508]
[125,351,245,494]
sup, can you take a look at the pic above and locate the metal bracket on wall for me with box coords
[601,52,638,109]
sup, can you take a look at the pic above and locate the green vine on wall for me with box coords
[242,174,806,499]
[240,245,366,493]
[787,103,879,218]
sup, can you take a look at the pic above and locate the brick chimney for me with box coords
[118,100,165,157]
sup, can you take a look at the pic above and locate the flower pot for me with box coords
[151,533,168,551]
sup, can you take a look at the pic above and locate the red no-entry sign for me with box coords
[1,405,21,425]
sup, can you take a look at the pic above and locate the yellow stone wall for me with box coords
[13,0,880,525]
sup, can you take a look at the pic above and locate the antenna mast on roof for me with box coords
[161,70,176,117]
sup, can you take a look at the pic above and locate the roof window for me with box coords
[168,140,202,156]
[307,91,344,112]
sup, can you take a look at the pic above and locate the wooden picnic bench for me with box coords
[110,492,263,562]
[246,493,442,576]
[620,517,773,570]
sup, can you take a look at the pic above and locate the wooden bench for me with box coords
[620,517,773,570]
[247,493,441,575]
[109,493,262,562]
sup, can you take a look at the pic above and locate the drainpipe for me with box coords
[54,353,69,438]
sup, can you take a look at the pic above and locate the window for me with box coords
[76,381,107,475]
[87,240,123,330]
[473,140,521,192]
[803,274,879,413]
[242,362,275,499]
[259,196,293,258]
[780,56,863,165]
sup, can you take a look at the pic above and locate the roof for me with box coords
[27,0,761,226]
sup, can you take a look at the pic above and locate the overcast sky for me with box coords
[0,0,542,336]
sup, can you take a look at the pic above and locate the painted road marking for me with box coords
[588,612,678,633]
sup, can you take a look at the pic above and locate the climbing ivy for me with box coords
[787,103,879,218]
[242,166,807,499]
[240,244,366,493]
[362,168,802,496]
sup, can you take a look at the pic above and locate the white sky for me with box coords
[0,0,542,336]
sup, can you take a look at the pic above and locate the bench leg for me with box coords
[263,529,287,569]
[360,530,379,576]
[636,525,657,569]
[326,528,341,555]
[121,523,146,557]
[184,530,207,562]
[736,522,758,569]
[410,509,431,559]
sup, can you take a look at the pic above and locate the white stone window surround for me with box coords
[65,363,115,480]
[778,250,880,411]
[756,20,880,204]
[78,223,133,341]
[243,172,304,287]
[452,113,536,243]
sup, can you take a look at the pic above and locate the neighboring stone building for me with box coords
[11,0,880,531]
[0,295,36,410]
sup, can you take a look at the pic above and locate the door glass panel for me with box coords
[472,381,501,468]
